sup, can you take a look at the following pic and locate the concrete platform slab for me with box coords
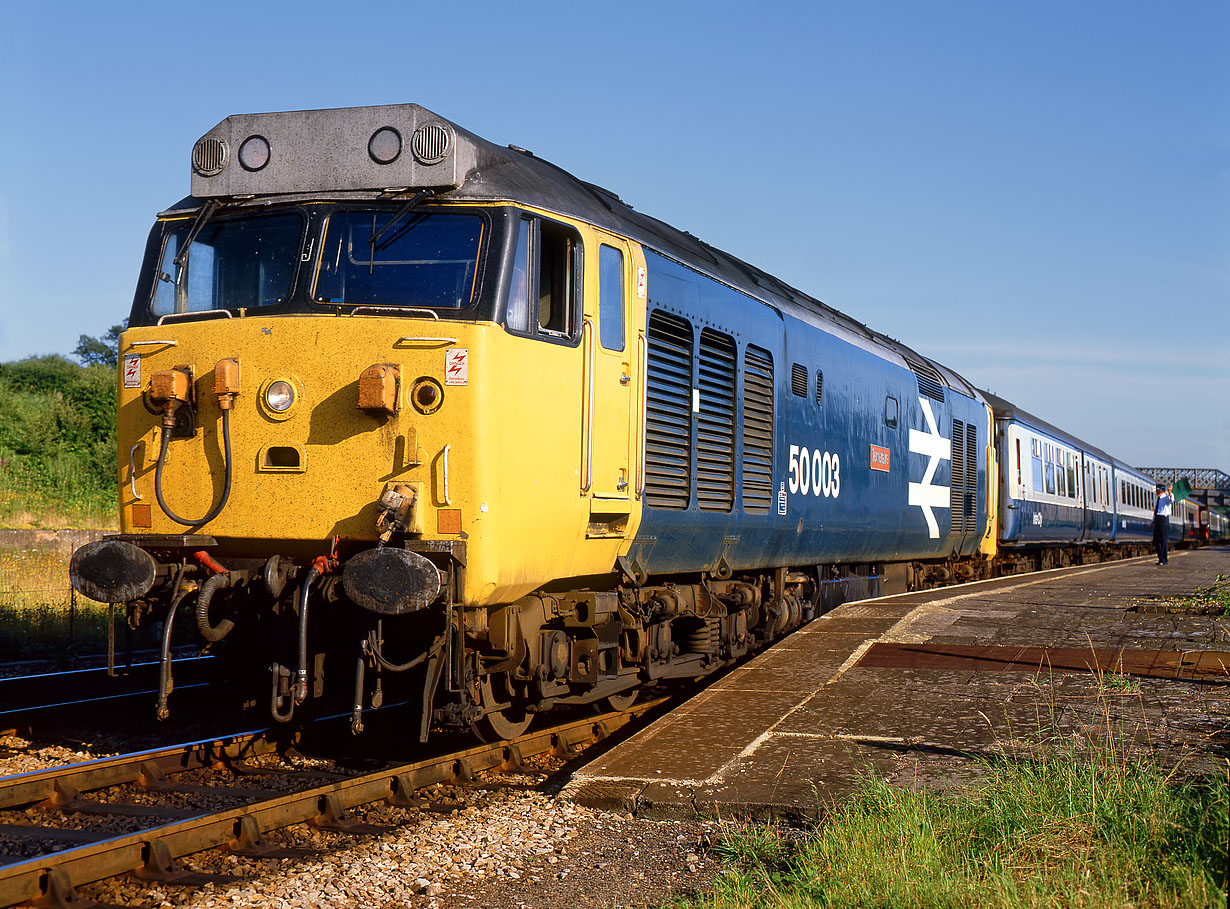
[563,548,1230,820]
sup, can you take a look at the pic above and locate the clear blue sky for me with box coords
[1,1,1226,470]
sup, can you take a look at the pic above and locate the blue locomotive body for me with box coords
[628,250,990,579]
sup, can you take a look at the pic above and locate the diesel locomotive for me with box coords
[69,103,1210,741]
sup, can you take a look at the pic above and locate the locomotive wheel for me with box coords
[470,675,531,742]
[599,690,637,712]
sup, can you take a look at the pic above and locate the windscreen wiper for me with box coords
[173,200,222,268]
[368,189,435,273]
[172,200,222,311]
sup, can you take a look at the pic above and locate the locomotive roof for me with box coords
[184,103,977,399]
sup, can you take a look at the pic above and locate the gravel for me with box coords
[0,733,104,775]
[3,736,726,908]
[77,777,724,909]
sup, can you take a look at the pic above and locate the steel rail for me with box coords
[0,701,664,907]
[0,729,277,811]
[0,657,217,720]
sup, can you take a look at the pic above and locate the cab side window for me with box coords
[506,217,531,331]
[505,215,582,341]
[538,220,579,337]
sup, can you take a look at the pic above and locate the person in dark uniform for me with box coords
[1153,483,1172,565]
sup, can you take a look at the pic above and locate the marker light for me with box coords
[265,380,295,412]
[238,135,271,172]
[411,377,444,415]
[368,127,402,165]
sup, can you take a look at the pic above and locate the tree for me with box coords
[73,321,127,368]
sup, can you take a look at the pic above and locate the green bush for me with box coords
[0,355,118,528]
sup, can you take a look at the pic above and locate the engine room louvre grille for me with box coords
[697,329,736,511]
[906,357,945,402]
[816,369,824,404]
[790,363,808,397]
[951,419,966,532]
[742,345,774,513]
[645,310,694,509]
[964,424,978,532]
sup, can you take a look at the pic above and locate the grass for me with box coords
[0,600,120,662]
[0,544,119,661]
[693,755,1227,908]
[1162,574,1230,617]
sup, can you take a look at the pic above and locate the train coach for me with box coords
[68,103,1185,741]
[983,391,1169,571]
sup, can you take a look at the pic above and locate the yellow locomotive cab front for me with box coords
[70,102,810,742]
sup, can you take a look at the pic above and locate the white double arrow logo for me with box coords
[907,397,951,539]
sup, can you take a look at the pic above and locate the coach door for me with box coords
[580,237,639,533]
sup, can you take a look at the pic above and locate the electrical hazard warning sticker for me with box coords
[445,348,468,386]
[123,354,141,389]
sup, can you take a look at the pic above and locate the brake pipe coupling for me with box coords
[149,367,192,428]
[151,358,239,527]
[214,357,240,409]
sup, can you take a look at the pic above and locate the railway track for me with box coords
[0,700,666,908]
[0,658,217,731]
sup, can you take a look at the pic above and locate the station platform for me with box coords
[563,548,1230,820]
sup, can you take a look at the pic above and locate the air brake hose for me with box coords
[155,408,234,526]
[294,564,321,705]
[194,572,233,642]
[156,567,189,722]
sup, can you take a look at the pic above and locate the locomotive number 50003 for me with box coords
[788,445,841,499]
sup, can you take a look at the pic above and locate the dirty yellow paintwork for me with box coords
[118,208,648,608]
[980,403,999,560]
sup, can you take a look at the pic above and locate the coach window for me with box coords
[599,245,625,351]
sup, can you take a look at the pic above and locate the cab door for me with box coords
[581,236,637,532]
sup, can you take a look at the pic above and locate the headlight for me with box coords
[266,380,295,412]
